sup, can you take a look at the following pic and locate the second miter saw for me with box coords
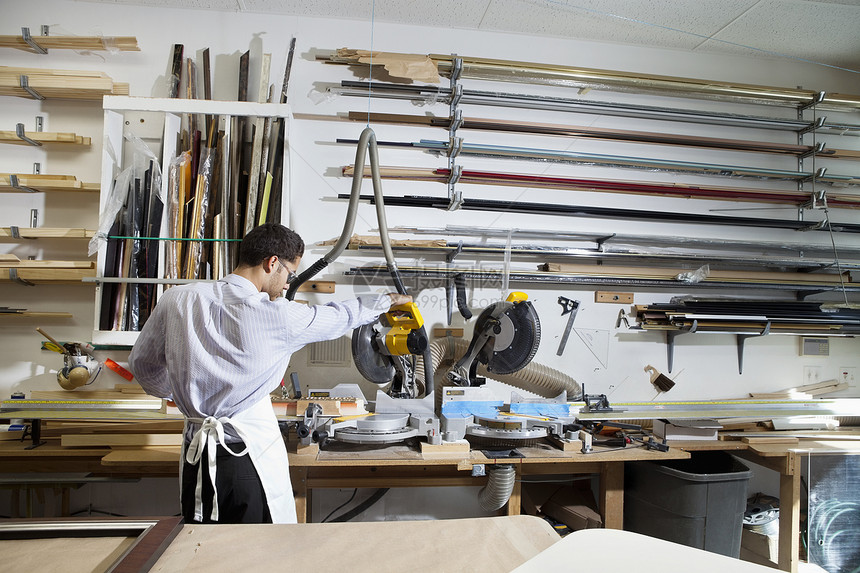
[447,292,541,387]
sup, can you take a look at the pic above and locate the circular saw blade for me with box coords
[474,301,541,375]
[351,321,395,384]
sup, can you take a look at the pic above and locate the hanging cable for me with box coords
[824,208,851,305]
[367,0,375,127]
[321,488,357,523]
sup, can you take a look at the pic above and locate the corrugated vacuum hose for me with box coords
[479,464,516,512]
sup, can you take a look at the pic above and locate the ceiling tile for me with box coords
[697,0,860,69]
[478,0,760,49]
[242,0,491,28]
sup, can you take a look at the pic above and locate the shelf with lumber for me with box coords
[332,79,860,137]
[0,34,139,53]
[322,48,860,248]
[0,66,129,100]
[0,227,95,240]
[321,48,860,111]
[345,111,860,165]
[345,264,860,294]
[0,308,73,319]
[94,88,293,344]
[0,129,91,147]
[343,230,860,272]
[1,173,99,193]
[0,254,95,285]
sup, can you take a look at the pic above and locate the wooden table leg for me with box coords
[600,462,624,529]
[778,451,800,573]
[292,466,308,523]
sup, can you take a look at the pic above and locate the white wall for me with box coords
[1,0,858,516]
[2,0,858,404]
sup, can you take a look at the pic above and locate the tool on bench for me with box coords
[447,292,541,387]
[352,302,428,398]
[36,327,101,390]
[556,296,580,356]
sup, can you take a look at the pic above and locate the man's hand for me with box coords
[387,293,413,307]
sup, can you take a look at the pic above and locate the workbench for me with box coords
[2,418,859,573]
[287,441,687,529]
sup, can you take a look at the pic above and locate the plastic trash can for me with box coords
[624,451,752,558]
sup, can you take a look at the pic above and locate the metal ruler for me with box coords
[1,399,164,411]
[574,398,860,421]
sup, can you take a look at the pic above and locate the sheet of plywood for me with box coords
[151,516,557,572]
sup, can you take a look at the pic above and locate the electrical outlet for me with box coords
[839,367,857,387]
[803,366,822,385]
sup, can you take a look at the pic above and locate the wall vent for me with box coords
[307,336,351,366]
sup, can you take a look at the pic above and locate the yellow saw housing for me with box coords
[382,302,425,355]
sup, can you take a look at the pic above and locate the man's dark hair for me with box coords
[238,223,304,267]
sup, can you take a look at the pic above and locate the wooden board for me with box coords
[0,130,91,146]
[0,174,99,193]
[0,311,73,318]
[742,436,801,445]
[0,227,94,240]
[595,291,633,304]
[61,434,183,447]
[543,262,850,285]
[296,280,336,293]
[0,260,94,269]
[243,53,272,234]
[0,35,139,52]
[0,66,128,100]
[151,516,558,571]
[0,268,95,283]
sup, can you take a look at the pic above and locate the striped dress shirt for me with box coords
[129,274,391,440]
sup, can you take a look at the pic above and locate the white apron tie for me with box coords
[183,396,297,523]
[185,415,251,522]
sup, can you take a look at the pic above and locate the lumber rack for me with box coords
[0,27,139,53]
[345,265,860,294]
[349,240,860,272]
[15,123,41,146]
[333,80,860,136]
[446,55,463,211]
[663,321,779,375]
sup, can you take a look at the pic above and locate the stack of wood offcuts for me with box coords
[35,385,183,466]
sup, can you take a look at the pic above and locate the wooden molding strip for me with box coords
[0,311,73,318]
[325,48,860,110]
[0,260,95,269]
[0,66,129,100]
[0,130,91,146]
[0,35,139,53]
[343,165,860,209]
[350,111,860,176]
[0,268,96,284]
[0,174,99,193]
[0,227,95,240]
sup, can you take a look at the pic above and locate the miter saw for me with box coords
[352,302,428,398]
[447,292,541,387]
[285,127,437,446]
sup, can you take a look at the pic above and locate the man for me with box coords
[129,223,410,524]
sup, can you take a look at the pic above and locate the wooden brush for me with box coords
[645,364,676,392]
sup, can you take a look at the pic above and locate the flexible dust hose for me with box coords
[420,338,581,403]
[285,128,374,301]
[285,128,433,396]
[479,464,516,512]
